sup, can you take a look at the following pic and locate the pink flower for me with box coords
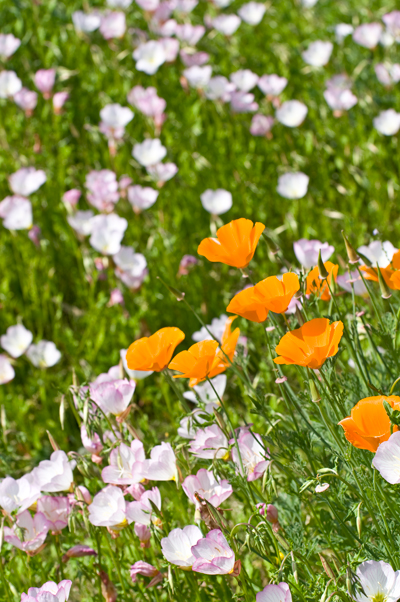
[32,450,75,493]
[100,12,126,39]
[37,496,70,531]
[14,88,38,114]
[352,23,382,49]
[113,246,148,290]
[62,545,97,561]
[183,468,233,508]
[21,580,72,602]
[63,189,81,207]
[4,510,49,554]
[89,485,132,529]
[133,442,178,481]
[109,288,124,306]
[189,425,229,460]
[0,196,32,230]
[9,167,46,196]
[293,238,334,269]
[134,523,151,547]
[127,85,166,119]
[126,487,162,525]
[266,504,280,530]
[53,92,69,113]
[99,104,134,140]
[373,432,400,484]
[383,11,400,40]
[127,185,159,211]
[28,225,41,247]
[147,162,178,183]
[130,561,163,587]
[34,69,56,97]
[375,63,400,86]
[180,49,209,67]
[175,23,205,45]
[0,473,40,514]
[161,525,203,567]
[0,34,21,59]
[231,431,270,481]
[256,582,292,602]
[204,76,235,102]
[90,378,135,416]
[85,170,120,212]
[178,254,198,276]
[323,87,357,111]
[230,91,258,113]
[192,529,235,575]
[337,271,367,297]
[80,424,103,457]
[250,114,274,136]
[102,441,145,484]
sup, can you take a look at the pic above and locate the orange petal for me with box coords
[338,417,379,453]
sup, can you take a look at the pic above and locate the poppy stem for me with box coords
[162,370,191,413]
[356,267,386,332]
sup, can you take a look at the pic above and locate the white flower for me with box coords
[335,23,354,43]
[100,104,134,128]
[33,450,75,493]
[200,189,232,215]
[125,487,162,524]
[0,196,32,230]
[183,374,226,408]
[357,240,397,267]
[107,0,132,6]
[89,485,132,529]
[204,76,235,102]
[175,24,205,45]
[293,239,334,268]
[373,109,400,136]
[0,473,40,513]
[375,63,400,86]
[276,100,308,127]
[113,245,148,288]
[133,41,166,75]
[352,23,382,49]
[161,525,203,567]
[67,210,94,236]
[277,172,309,199]
[9,167,46,196]
[0,355,14,384]
[337,271,367,297]
[354,560,400,602]
[189,424,229,460]
[1,324,33,358]
[26,341,61,368]
[99,12,126,39]
[134,442,178,481]
[127,185,159,211]
[0,34,21,59]
[183,65,212,89]
[302,41,333,67]
[120,348,153,380]
[237,2,266,25]
[301,0,318,6]
[212,15,241,35]
[72,11,101,32]
[133,138,167,166]
[230,69,258,92]
[21,580,72,602]
[102,441,145,485]
[258,74,288,96]
[146,162,178,182]
[372,432,400,483]
[323,88,357,111]
[89,214,128,255]
[0,70,22,98]
[192,314,228,342]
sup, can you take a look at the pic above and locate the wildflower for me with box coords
[256,583,292,602]
[1,324,33,358]
[4,510,49,554]
[238,2,266,25]
[358,240,398,266]
[85,170,119,212]
[277,172,309,199]
[189,424,229,459]
[161,525,203,567]
[383,11,400,41]
[100,12,126,39]
[133,442,178,482]
[181,50,210,68]
[274,317,344,369]
[230,70,259,92]
[90,377,135,416]
[102,441,145,484]
[126,327,185,372]
[67,210,94,236]
[133,41,166,75]
[306,261,338,301]
[183,468,233,508]
[134,523,151,548]
[175,23,205,45]
[62,189,81,208]
[21,580,72,602]
[339,396,400,452]
[127,86,166,121]
[231,431,270,481]
[9,167,46,196]
[107,0,132,6]
[373,109,400,136]
[0,196,32,230]
[89,214,128,255]
[136,0,159,10]
[192,529,235,575]
[178,254,198,276]
[200,189,232,215]
[37,496,70,532]
[266,504,280,530]
[130,562,163,587]
[89,485,133,530]
[14,88,38,114]
[99,104,134,140]
[373,432,400,483]
[80,424,103,460]
[33,450,75,492]
[192,314,231,343]
[113,246,148,289]
[353,560,400,602]
[302,41,333,67]
[147,162,178,183]
[0,474,41,513]
[0,34,21,59]
[0,354,15,384]
[230,91,258,113]
[34,69,56,97]
[276,100,308,127]
[294,239,334,268]
[360,250,400,290]
[212,15,241,36]
[337,271,367,297]
[26,341,61,368]
[375,63,400,86]
[133,138,167,167]
[227,273,299,322]
[0,70,22,97]
[183,373,226,408]
[197,217,265,268]
[335,23,353,42]
[258,74,288,96]
[126,487,162,524]
[120,349,153,380]
[324,87,357,112]
[204,76,235,102]
[352,23,382,49]
[72,11,101,32]
[160,38,179,62]
[183,65,212,89]
[62,545,97,561]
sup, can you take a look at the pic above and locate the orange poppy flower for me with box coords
[361,250,400,290]
[306,262,338,301]
[226,273,300,323]
[274,317,344,369]
[197,218,265,269]
[126,327,185,372]
[168,317,240,387]
[338,396,400,452]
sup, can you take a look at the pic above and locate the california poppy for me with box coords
[274,317,343,369]
[361,250,400,290]
[197,218,265,269]
[227,273,300,323]
[126,327,185,372]
[338,396,400,452]
[168,317,240,387]
[306,261,338,301]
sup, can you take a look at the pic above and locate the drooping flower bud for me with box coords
[341,231,360,264]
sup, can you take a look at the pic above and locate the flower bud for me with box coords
[134,523,151,548]
[341,231,360,264]
[377,264,392,299]
[317,250,329,279]
[309,379,321,403]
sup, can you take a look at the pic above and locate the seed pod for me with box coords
[342,231,360,264]
[168,565,174,594]
[318,250,329,279]
[319,553,336,582]
[356,502,362,538]
[59,395,65,431]
[47,430,60,451]
[309,379,321,403]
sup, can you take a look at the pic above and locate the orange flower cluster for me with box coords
[226,273,300,323]
[168,317,240,387]
[274,317,344,369]
[198,218,265,268]
[126,327,185,372]
[339,396,400,452]
[306,261,338,301]
[361,250,400,290]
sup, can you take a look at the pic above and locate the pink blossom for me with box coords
[373,432,400,484]
[75,485,92,505]
[180,49,209,67]
[375,63,400,86]
[102,441,145,484]
[90,378,135,416]
[113,246,148,289]
[204,76,235,102]
[4,510,49,554]
[230,91,258,113]
[250,114,274,136]
[62,545,97,561]
[136,0,159,10]
[80,424,104,457]
[53,92,69,113]
[127,483,146,500]
[230,69,259,92]
[293,239,334,269]
[126,487,162,525]
[127,185,159,211]
[147,162,178,183]
[183,65,212,89]
[28,225,41,247]
[383,11,400,40]
[192,529,235,575]
[33,450,75,493]
[133,442,178,481]
[109,288,124,306]
[89,485,132,529]
[285,296,302,315]
[100,12,126,39]
[161,525,203,567]
[14,88,38,114]
[21,580,72,602]
[324,87,357,111]
[175,23,205,45]
[352,23,382,49]
[0,70,22,97]
[0,355,15,384]
[0,196,32,230]
[0,473,40,514]
[256,582,292,602]
[37,496,70,531]
[258,74,288,97]
[127,85,166,119]
[63,189,81,207]
[99,104,134,140]
[85,170,120,212]
[135,523,151,547]
[189,425,229,460]
[212,14,241,36]
[89,213,127,255]
[337,271,367,297]
[231,431,270,481]
[130,561,163,587]
[183,468,233,508]
[178,254,198,276]
[34,69,56,97]
[0,34,21,59]
[9,167,46,196]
